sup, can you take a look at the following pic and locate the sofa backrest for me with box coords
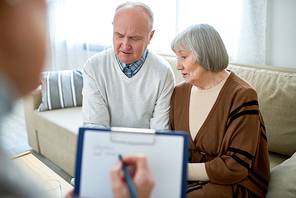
[161,54,296,157]
[228,63,296,157]
[161,54,183,84]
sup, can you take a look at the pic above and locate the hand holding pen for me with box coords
[110,154,154,198]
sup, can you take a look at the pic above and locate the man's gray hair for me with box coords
[171,24,229,73]
[114,1,154,32]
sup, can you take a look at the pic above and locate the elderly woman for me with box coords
[169,24,270,197]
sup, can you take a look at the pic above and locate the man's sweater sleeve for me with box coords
[150,66,175,130]
[82,61,110,128]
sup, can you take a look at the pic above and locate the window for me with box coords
[47,0,266,70]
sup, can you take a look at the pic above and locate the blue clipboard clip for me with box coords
[110,127,156,145]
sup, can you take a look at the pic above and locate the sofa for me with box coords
[23,54,296,196]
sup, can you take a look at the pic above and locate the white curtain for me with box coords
[45,0,267,71]
[234,0,267,64]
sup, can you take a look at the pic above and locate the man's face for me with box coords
[112,7,154,64]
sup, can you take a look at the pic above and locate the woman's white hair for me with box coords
[114,1,154,32]
[171,24,229,73]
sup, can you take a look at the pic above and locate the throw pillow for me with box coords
[38,69,83,112]
[266,152,296,198]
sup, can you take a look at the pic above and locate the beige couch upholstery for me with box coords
[23,54,296,182]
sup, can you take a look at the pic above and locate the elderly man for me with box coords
[82,2,175,130]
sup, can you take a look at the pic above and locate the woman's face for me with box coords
[174,49,207,86]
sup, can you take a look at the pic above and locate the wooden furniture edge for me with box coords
[11,151,31,159]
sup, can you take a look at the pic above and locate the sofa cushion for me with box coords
[269,151,290,169]
[35,107,83,134]
[266,152,296,198]
[38,70,83,112]
[227,63,296,157]
[33,107,82,176]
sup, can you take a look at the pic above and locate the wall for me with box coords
[266,0,296,68]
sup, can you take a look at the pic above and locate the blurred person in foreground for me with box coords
[169,24,269,197]
[0,0,153,197]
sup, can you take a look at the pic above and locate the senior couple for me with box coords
[82,2,269,198]
[0,0,269,197]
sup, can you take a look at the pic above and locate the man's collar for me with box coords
[115,49,149,70]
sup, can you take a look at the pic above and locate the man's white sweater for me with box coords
[82,48,175,130]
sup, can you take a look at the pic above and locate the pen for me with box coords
[119,154,138,198]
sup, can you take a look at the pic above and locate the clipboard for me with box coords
[74,127,189,198]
